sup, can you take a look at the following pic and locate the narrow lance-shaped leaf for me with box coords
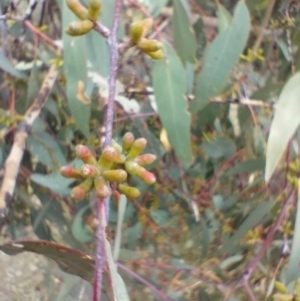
[62,1,90,137]
[172,0,197,64]
[286,197,300,284]
[191,1,250,113]
[153,41,192,165]
[265,72,300,181]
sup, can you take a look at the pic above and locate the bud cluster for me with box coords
[60,132,157,200]
[129,19,164,60]
[66,0,101,36]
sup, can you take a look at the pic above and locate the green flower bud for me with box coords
[66,20,94,36]
[112,139,123,154]
[138,38,162,53]
[146,49,164,60]
[71,179,93,201]
[102,170,127,183]
[125,161,139,175]
[129,22,144,44]
[81,164,100,178]
[127,138,147,160]
[134,154,157,166]
[118,184,141,198]
[76,145,97,165]
[60,166,83,179]
[88,0,101,21]
[94,176,110,198]
[66,0,88,20]
[122,132,135,152]
[98,146,117,170]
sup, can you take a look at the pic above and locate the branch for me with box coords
[242,190,295,294]
[0,64,59,230]
[94,1,123,300]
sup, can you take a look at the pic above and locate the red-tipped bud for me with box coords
[76,145,97,165]
[127,138,147,160]
[98,146,117,170]
[118,184,141,198]
[125,161,139,175]
[102,170,127,183]
[94,176,110,198]
[81,164,100,178]
[60,166,83,179]
[122,132,135,152]
[136,167,156,184]
[134,154,157,166]
[70,179,93,201]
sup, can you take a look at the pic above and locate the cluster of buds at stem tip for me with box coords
[129,19,164,60]
[60,132,157,201]
[65,0,101,36]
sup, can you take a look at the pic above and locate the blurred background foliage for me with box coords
[1,0,300,300]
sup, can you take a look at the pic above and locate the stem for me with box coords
[93,1,123,300]
[242,190,295,282]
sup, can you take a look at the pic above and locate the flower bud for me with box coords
[94,176,110,198]
[127,138,147,160]
[129,22,144,44]
[141,18,153,37]
[136,167,156,184]
[122,132,135,152]
[81,164,100,178]
[118,184,141,198]
[125,161,139,175]
[66,0,88,20]
[146,49,164,60]
[138,38,162,53]
[76,145,97,165]
[71,179,93,201]
[112,140,122,154]
[103,170,127,183]
[66,20,93,36]
[98,146,117,170]
[88,0,101,21]
[60,166,82,179]
[134,154,157,166]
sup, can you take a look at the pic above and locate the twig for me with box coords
[94,1,123,300]
[242,190,295,295]
[0,64,59,230]
[117,263,176,301]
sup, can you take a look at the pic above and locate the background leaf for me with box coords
[191,1,250,112]
[172,0,197,63]
[153,42,192,165]
[62,1,90,137]
[265,72,300,181]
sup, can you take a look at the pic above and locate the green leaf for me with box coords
[191,1,250,112]
[0,51,26,79]
[30,173,74,196]
[113,195,127,260]
[224,159,265,176]
[222,201,274,253]
[62,1,90,137]
[202,137,236,159]
[25,62,40,109]
[265,72,300,181]
[217,4,232,32]
[71,206,93,243]
[172,0,197,63]
[153,42,192,165]
[286,197,300,284]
